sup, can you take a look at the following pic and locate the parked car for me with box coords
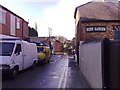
[36,42,51,64]
[0,35,38,79]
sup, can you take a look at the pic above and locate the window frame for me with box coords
[0,9,6,25]
[16,18,20,29]
[14,44,22,55]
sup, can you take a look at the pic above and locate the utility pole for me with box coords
[48,27,52,55]
[48,27,52,37]
[35,22,37,31]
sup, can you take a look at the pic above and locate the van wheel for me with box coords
[47,60,50,63]
[30,61,36,70]
[47,57,50,63]
[10,68,18,79]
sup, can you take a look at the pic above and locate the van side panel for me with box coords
[22,41,37,69]
[28,43,38,62]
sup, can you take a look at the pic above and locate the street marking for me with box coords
[63,61,68,88]
[57,56,68,89]
[53,76,59,79]
[39,80,46,85]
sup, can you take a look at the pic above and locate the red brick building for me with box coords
[0,5,28,39]
[29,36,62,54]
[74,0,120,63]
[53,40,62,54]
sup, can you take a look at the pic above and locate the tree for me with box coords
[28,26,38,37]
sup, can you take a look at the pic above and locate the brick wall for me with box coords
[0,6,28,39]
[6,11,10,35]
[23,21,28,38]
[0,24,2,34]
[54,40,61,52]
[79,22,120,41]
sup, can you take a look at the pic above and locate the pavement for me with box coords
[66,55,90,88]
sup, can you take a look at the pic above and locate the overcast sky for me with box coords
[1,0,92,40]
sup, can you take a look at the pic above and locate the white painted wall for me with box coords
[79,41,103,88]
[10,14,16,36]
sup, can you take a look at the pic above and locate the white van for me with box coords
[0,35,38,79]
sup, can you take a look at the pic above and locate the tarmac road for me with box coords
[2,55,90,89]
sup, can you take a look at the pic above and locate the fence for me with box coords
[79,38,120,88]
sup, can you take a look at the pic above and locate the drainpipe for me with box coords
[22,20,24,40]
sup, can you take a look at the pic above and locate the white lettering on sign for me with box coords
[86,26,106,32]
[86,27,94,32]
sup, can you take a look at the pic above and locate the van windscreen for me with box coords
[37,47,44,53]
[0,42,15,56]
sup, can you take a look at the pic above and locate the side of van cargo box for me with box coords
[0,35,38,79]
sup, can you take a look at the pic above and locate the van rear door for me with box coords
[22,41,33,69]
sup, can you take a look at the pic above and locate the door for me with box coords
[114,30,120,40]
[13,43,23,70]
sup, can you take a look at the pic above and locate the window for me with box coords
[15,44,21,55]
[16,18,20,29]
[37,47,44,52]
[113,25,120,40]
[114,30,120,40]
[2,11,6,24]
[0,42,15,56]
[0,9,6,24]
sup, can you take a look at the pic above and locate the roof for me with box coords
[34,42,48,46]
[80,17,120,22]
[30,37,48,42]
[0,34,21,40]
[0,5,28,23]
[74,1,119,20]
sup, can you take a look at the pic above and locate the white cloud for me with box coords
[37,0,92,40]
[1,0,92,40]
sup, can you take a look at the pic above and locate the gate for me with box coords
[108,40,120,88]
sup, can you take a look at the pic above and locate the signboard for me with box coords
[86,26,106,32]
[113,25,120,30]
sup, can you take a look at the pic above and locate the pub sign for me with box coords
[86,26,106,32]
